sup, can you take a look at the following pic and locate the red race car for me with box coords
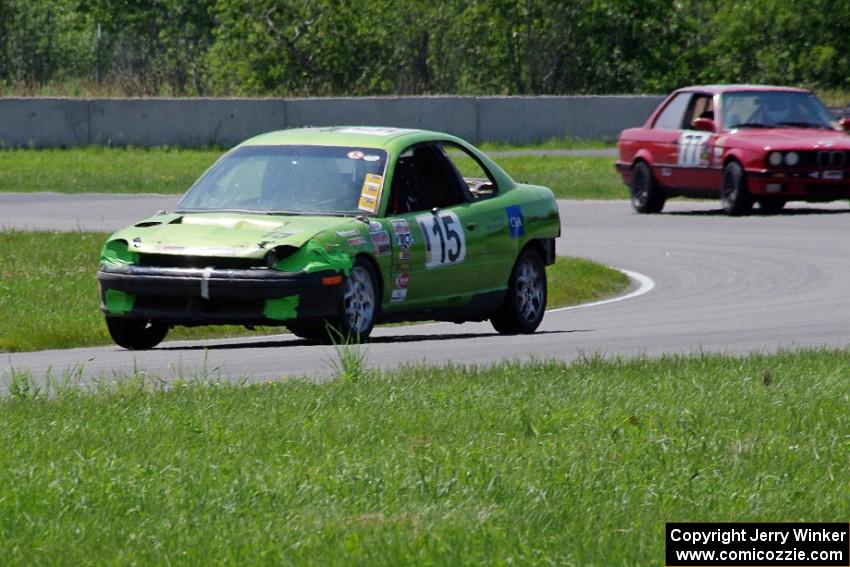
[616,85,850,215]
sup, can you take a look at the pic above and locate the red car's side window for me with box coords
[654,93,692,130]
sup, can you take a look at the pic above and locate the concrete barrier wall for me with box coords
[0,95,665,148]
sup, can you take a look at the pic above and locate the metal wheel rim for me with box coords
[516,259,544,323]
[632,167,649,206]
[342,266,375,334]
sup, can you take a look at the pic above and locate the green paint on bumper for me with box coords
[104,289,135,315]
[263,295,300,321]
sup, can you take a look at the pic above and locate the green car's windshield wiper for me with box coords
[729,122,772,129]
[774,121,832,129]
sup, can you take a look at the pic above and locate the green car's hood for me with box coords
[113,211,354,259]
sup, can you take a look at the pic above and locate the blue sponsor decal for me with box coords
[505,205,525,238]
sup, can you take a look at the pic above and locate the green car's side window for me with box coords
[387,144,468,215]
[440,143,499,201]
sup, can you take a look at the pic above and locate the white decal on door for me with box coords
[416,211,466,269]
[677,132,712,166]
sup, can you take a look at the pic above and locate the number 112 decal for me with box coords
[416,211,466,269]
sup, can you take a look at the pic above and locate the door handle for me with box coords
[466,221,478,230]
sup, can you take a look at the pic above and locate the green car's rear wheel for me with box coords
[491,248,547,335]
[105,317,169,350]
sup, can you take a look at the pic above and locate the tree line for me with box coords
[0,0,847,97]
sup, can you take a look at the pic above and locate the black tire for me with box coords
[289,258,380,343]
[491,248,547,335]
[286,320,329,342]
[759,198,786,213]
[630,161,666,213]
[721,161,753,216]
[105,317,168,350]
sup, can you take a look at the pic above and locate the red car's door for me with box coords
[647,92,693,189]
[674,93,722,191]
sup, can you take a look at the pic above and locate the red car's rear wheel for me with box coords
[630,161,665,214]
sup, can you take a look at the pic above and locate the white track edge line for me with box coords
[547,268,655,313]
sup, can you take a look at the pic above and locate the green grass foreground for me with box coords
[0,231,627,352]
[0,146,625,200]
[2,350,849,565]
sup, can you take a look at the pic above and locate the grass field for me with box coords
[2,349,848,565]
[0,146,626,200]
[0,231,628,352]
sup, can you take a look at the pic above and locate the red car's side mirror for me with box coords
[692,117,716,132]
[839,117,850,132]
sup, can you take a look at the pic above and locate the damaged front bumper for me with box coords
[97,264,342,325]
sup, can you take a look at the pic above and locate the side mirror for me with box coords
[840,117,850,132]
[692,117,716,132]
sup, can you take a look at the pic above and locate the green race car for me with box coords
[98,127,561,349]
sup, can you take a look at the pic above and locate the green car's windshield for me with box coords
[177,145,389,214]
[722,91,836,130]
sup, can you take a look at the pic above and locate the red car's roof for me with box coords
[674,84,811,95]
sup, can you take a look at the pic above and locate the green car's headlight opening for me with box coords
[101,239,139,264]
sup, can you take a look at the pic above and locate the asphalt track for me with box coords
[3,193,850,388]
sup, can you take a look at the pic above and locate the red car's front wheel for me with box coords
[721,161,753,216]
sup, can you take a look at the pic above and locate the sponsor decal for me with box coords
[394,272,410,289]
[363,154,381,162]
[371,230,390,245]
[357,173,384,213]
[390,219,414,249]
[368,221,383,232]
[661,167,672,177]
[394,261,412,272]
[346,150,365,160]
[390,272,410,303]
[371,230,391,257]
[347,236,367,247]
[824,170,843,180]
[505,205,525,239]
[336,229,358,237]
[398,249,412,261]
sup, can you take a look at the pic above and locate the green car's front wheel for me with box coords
[491,248,547,335]
[337,259,378,340]
[105,317,169,350]
[289,258,378,343]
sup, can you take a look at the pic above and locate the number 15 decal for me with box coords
[416,211,466,269]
